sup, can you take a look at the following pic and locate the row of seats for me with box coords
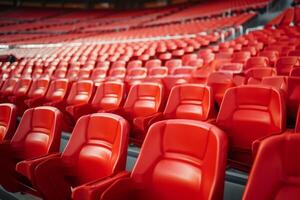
[0,93,298,199]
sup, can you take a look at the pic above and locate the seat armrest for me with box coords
[72,171,130,200]
[133,112,163,132]
[252,133,283,158]
[16,153,61,183]
[66,103,93,119]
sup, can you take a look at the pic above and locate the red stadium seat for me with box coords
[125,68,147,83]
[261,76,288,93]
[24,77,50,108]
[127,60,142,69]
[123,82,164,145]
[275,56,300,75]
[258,50,279,66]
[245,67,276,84]
[171,66,195,76]
[108,68,126,80]
[218,63,243,74]
[207,72,234,107]
[147,67,168,79]
[21,113,128,200]
[165,59,182,74]
[243,133,300,200]
[0,78,18,101]
[65,80,94,122]
[97,120,228,200]
[182,54,197,65]
[231,51,251,64]
[245,57,269,71]
[0,107,62,192]
[145,59,161,69]
[0,103,16,141]
[163,84,214,121]
[91,81,124,113]
[216,85,286,171]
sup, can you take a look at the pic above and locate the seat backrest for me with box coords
[148,67,168,78]
[261,76,288,92]
[219,63,243,74]
[171,67,195,76]
[207,72,234,106]
[216,85,285,167]
[287,77,300,125]
[290,67,300,77]
[276,56,300,75]
[12,77,32,97]
[258,50,279,62]
[127,60,142,69]
[45,79,69,103]
[245,57,269,71]
[62,113,129,184]
[145,59,161,69]
[10,106,62,159]
[123,82,163,118]
[163,84,213,121]
[78,69,91,79]
[165,59,182,68]
[0,103,16,141]
[53,69,67,79]
[109,68,126,78]
[182,54,197,65]
[232,51,251,63]
[1,78,18,95]
[66,80,94,105]
[245,67,276,84]
[91,68,107,80]
[91,81,124,111]
[131,119,228,200]
[126,68,147,78]
[111,61,126,68]
[27,78,50,99]
[243,134,300,200]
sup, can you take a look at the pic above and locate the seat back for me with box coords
[78,69,91,80]
[182,54,197,65]
[243,134,300,200]
[171,67,195,76]
[261,76,288,92]
[245,67,276,84]
[148,67,168,78]
[90,68,107,80]
[123,82,163,118]
[127,60,142,69]
[131,120,228,200]
[232,51,251,63]
[163,84,213,121]
[258,50,279,64]
[216,85,285,168]
[53,69,67,79]
[207,72,234,106]
[245,57,269,71]
[27,78,50,99]
[126,68,147,80]
[276,56,300,75]
[66,80,94,106]
[12,77,32,97]
[0,103,16,141]
[1,78,18,96]
[11,106,62,159]
[62,113,129,184]
[45,79,69,103]
[91,81,124,111]
[145,59,161,69]
[109,68,126,79]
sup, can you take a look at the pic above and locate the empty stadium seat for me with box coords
[218,63,243,74]
[7,77,32,114]
[165,59,182,73]
[125,68,147,83]
[261,76,288,93]
[0,106,62,192]
[24,77,50,108]
[19,113,129,200]
[92,120,228,200]
[0,78,18,102]
[147,67,168,79]
[245,67,276,84]
[232,51,251,64]
[122,82,164,145]
[163,84,214,121]
[127,60,142,69]
[216,85,286,171]
[243,133,300,200]
[108,68,126,80]
[245,57,269,71]
[0,103,16,141]
[145,59,161,69]
[276,56,300,75]
[65,80,94,122]
[207,72,234,107]
[258,50,279,66]
[91,81,124,112]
